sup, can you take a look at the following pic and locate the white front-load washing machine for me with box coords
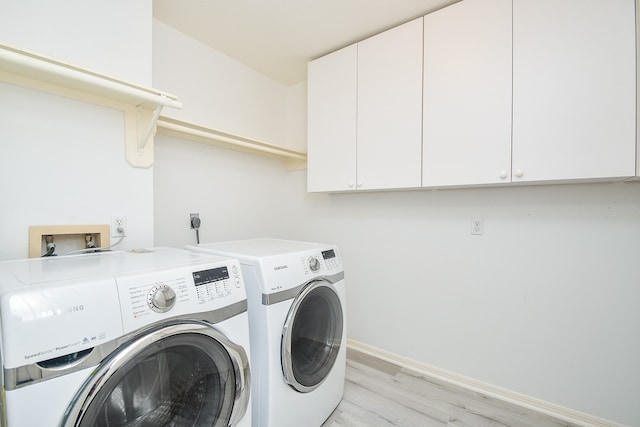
[188,239,346,427]
[0,247,251,427]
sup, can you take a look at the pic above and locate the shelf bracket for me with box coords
[126,96,169,168]
[137,99,165,154]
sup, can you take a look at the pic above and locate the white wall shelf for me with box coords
[0,42,307,170]
[156,116,307,171]
[0,42,182,168]
[0,43,182,109]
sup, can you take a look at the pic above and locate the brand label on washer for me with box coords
[1,278,123,369]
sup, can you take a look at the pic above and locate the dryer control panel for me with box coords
[306,249,339,271]
[256,246,343,294]
[301,248,342,276]
[188,239,343,295]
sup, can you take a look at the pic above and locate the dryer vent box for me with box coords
[29,224,110,258]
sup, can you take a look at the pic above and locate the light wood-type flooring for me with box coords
[322,348,581,427]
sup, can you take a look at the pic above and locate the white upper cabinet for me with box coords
[307,45,357,192]
[307,0,636,192]
[422,0,512,187]
[308,19,422,192]
[512,0,636,183]
[357,18,424,191]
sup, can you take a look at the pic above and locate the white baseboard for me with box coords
[347,339,622,427]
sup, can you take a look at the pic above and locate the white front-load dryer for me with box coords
[0,247,251,427]
[188,238,346,427]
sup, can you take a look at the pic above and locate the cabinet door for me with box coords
[307,45,357,192]
[512,0,636,182]
[357,18,423,190]
[422,0,512,187]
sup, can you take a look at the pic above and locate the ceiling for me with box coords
[152,0,459,87]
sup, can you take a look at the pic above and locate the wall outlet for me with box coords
[190,213,201,229]
[111,216,127,237]
[471,218,484,235]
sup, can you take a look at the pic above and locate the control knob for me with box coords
[308,256,321,272]
[148,284,176,313]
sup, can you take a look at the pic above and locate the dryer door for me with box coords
[60,320,250,427]
[281,279,344,392]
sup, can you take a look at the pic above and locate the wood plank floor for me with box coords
[322,348,581,427]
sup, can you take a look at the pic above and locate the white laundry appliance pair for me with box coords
[0,247,251,427]
[189,238,347,427]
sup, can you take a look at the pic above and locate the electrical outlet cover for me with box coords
[111,216,127,237]
[471,218,484,235]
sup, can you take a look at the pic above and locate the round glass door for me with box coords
[61,321,249,427]
[281,280,344,392]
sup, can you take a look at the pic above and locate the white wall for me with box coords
[0,84,154,259]
[0,0,152,86]
[153,136,298,247]
[284,81,308,152]
[281,176,640,426]
[0,0,154,260]
[153,20,296,149]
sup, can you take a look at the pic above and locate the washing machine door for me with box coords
[281,279,344,393]
[60,320,250,427]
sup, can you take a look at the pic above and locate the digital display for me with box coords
[193,267,229,287]
[321,249,336,260]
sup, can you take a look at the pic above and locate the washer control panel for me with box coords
[193,264,242,303]
[147,284,177,313]
[117,259,246,333]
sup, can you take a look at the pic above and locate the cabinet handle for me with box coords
[514,169,524,178]
[357,181,363,187]
[499,170,508,179]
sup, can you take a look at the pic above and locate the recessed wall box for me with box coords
[29,224,110,258]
